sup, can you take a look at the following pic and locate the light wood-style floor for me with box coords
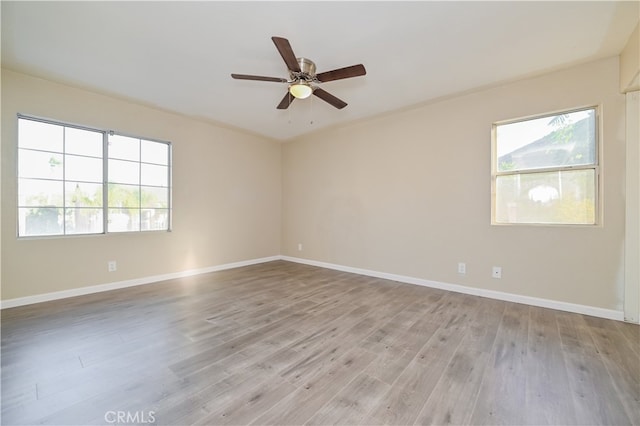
[1,260,639,425]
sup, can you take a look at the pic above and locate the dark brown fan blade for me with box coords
[313,88,347,109]
[316,64,366,82]
[231,74,288,83]
[272,37,301,72]
[277,92,295,109]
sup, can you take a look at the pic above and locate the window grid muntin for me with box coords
[106,133,171,233]
[17,114,172,237]
[17,117,105,236]
[491,106,599,226]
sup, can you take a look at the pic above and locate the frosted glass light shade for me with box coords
[289,84,312,99]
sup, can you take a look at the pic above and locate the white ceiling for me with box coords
[2,1,638,141]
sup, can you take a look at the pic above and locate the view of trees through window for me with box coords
[493,108,597,225]
[17,116,171,237]
[107,134,170,232]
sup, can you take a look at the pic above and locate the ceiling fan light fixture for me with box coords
[289,83,313,99]
[232,37,365,110]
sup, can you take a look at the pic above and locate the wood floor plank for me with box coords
[154,394,208,426]
[614,320,640,357]
[168,311,305,377]
[305,373,390,425]
[468,303,530,425]
[135,328,309,425]
[164,358,283,424]
[362,312,440,386]
[365,294,477,426]
[28,367,180,426]
[415,348,490,426]
[464,297,507,353]
[279,339,353,386]
[2,260,638,426]
[555,311,632,425]
[414,298,504,425]
[524,307,577,425]
[194,376,297,426]
[250,348,376,425]
[363,345,416,386]
[363,358,449,425]
[585,316,640,424]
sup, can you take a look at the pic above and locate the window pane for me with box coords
[108,134,140,161]
[65,208,103,234]
[19,178,63,207]
[497,109,596,172]
[65,155,103,183]
[19,207,63,236]
[17,117,172,236]
[141,186,169,208]
[141,209,169,231]
[495,169,595,224]
[106,134,171,233]
[18,119,63,152]
[108,159,139,184]
[141,140,169,165]
[18,149,63,180]
[141,163,168,187]
[108,208,140,232]
[108,184,140,208]
[65,182,103,207]
[65,127,103,157]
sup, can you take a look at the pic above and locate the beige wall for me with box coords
[620,23,639,93]
[1,56,629,313]
[282,56,626,311]
[625,91,640,322]
[1,69,282,301]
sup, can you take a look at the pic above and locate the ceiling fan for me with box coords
[231,36,366,110]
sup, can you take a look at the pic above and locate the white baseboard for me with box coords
[281,256,625,322]
[0,256,281,310]
[1,254,625,322]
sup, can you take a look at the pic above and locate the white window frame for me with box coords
[106,131,172,233]
[16,114,172,238]
[491,106,600,226]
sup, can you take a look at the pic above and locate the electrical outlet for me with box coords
[492,266,502,279]
[298,243,303,251]
[457,262,466,274]
[108,261,117,272]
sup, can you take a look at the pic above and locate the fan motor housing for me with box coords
[296,57,316,77]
